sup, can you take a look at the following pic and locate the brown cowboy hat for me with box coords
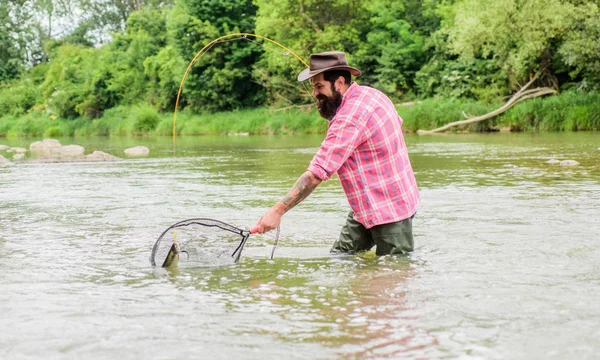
[297,51,362,82]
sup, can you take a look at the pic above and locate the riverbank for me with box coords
[0,90,598,137]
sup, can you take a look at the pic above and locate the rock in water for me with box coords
[43,138,61,148]
[0,154,10,164]
[60,145,85,157]
[0,145,10,151]
[546,159,561,165]
[560,160,579,167]
[26,138,121,163]
[124,146,150,157]
[29,141,44,151]
[30,139,62,157]
[85,151,122,162]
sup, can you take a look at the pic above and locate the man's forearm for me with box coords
[275,171,322,214]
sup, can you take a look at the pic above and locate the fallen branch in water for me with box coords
[417,75,557,135]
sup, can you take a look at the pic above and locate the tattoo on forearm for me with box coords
[280,173,319,212]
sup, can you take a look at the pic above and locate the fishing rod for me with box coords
[172,33,310,142]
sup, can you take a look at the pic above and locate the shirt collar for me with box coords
[328,82,358,123]
[341,82,358,107]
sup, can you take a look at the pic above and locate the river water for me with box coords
[1,133,599,359]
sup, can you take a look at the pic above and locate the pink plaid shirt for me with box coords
[307,82,420,229]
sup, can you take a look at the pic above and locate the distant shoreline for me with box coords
[1,91,598,138]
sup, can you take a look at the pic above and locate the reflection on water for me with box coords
[162,253,433,358]
[0,133,599,359]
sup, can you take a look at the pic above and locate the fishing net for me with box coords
[150,218,279,268]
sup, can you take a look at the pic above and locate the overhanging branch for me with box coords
[417,74,557,135]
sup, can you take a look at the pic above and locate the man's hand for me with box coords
[254,171,322,234]
[256,205,284,234]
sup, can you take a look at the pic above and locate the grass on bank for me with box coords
[0,105,327,137]
[0,91,598,137]
[398,90,600,132]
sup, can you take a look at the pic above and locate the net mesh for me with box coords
[150,218,278,267]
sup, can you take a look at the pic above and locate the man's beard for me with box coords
[316,90,343,120]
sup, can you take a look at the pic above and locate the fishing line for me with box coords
[172,33,310,141]
[156,34,310,267]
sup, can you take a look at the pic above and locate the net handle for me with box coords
[247,226,280,260]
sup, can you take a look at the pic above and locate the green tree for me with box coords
[558,2,600,89]
[353,0,427,99]
[254,0,438,102]
[253,0,364,104]
[74,0,175,39]
[0,0,36,81]
[143,45,186,111]
[40,43,103,117]
[105,9,167,106]
[440,0,576,89]
[414,24,508,101]
[168,0,265,112]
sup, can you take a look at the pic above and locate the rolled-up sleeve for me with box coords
[308,116,366,181]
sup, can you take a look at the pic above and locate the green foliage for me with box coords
[41,44,102,118]
[106,9,167,106]
[255,0,363,59]
[129,104,160,133]
[144,45,186,111]
[265,109,327,134]
[354,0,426,99]
[398,98,501,132]
[415,56,507,100]
[398,91,600,132]
[44,125,64,138]
[0,115,15,136]
[2,92,599,137]
[91,106,131,136]
[1,0,600,136]
[8,111,53,137]
[254,0,364,104]
[500,91,600,131]
[76,0,175,36]
[0,0,32,82]
[0,80,42,117]
[558,3,600,89]
[170,0,265,112]
[441,0,576,88]
[154,107,325,136]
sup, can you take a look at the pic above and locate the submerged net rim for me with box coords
[150,218,249,266]
[150,217,280,266]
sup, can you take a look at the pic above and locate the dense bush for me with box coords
[130,105,160,133]
[1,0,599,136]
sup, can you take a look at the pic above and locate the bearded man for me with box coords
[254,51,420,255]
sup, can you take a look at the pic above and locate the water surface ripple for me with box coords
[1,133,598,359]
